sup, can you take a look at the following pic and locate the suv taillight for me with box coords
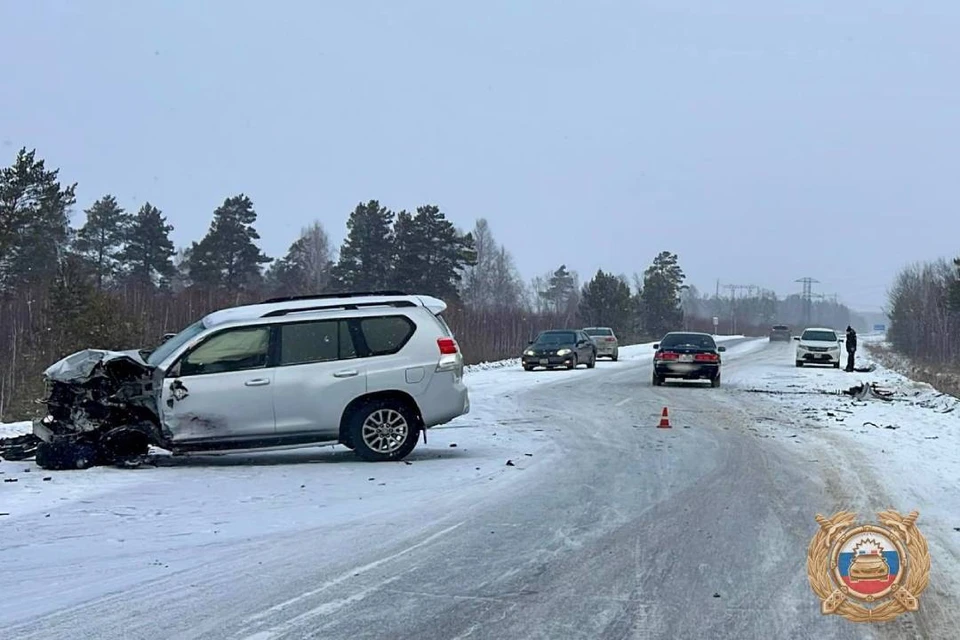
[437,337,458,355]
[657,351,679,360]
[436,337,462,373]
[694,353,719,362]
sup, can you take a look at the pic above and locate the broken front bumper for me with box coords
[33,418,55,443]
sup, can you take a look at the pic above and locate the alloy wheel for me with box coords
[361,409,409,454]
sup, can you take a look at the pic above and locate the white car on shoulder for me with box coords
[794,327,842,368]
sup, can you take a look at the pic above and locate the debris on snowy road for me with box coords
[0,433,40,461]
[864,422,898,430]
[843,382,895,401]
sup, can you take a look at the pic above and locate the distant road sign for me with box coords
[873,324,886,332]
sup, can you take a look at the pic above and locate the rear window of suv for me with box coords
[359,316,415,356]
[279,319,357,366]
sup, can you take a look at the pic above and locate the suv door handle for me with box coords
[333,370,359,378]
[245,378,271,387]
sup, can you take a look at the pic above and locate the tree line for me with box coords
[0,148,691,421]
[886,259,960,366]
[1,147,870,420]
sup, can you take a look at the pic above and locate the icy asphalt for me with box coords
[2,340,958,640]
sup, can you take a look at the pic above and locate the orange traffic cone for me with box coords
[658,407,671,429]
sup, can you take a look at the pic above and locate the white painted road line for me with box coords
[615,397,632,406]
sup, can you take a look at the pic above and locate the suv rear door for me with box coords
[271,318,367,438]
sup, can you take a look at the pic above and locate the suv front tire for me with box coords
[348,398,420,462]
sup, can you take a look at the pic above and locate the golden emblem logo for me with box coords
[807,510,930,623]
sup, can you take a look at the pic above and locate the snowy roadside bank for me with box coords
[724,340,960,603]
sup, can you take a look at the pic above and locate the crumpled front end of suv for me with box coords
[32,349,164,468]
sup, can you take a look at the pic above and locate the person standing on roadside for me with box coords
[844,325,857,372]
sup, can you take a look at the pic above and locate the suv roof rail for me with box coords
[260,290,409,304]
[260,299,417,318]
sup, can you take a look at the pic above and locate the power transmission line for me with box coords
[795,277,820,326]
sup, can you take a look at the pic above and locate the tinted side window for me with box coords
[279,320,344,366]
[179,327,270,376]
[359,316,415,356]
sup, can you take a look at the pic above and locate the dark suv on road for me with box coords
[769,324,791,341]
[652,332,726,387]
[522,330,597,370]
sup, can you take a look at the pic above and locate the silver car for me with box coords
[33,292,470,469]
[583,327,619,360]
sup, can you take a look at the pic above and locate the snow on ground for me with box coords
[0,421,30,439]
[723,338,960,601]
[0,335,749,620]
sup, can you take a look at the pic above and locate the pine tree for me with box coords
[121,202,176,289]
[331,200,395,291]
[389,205,476,300]
[266,221,334,297]
[0,148,76,295]
[390,210,419,292]
[640,251,686,338]
[186,194,271,290]
[74,195,131,290]
[578,269,634,335]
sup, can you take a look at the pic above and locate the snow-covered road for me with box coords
[1,337,958,639]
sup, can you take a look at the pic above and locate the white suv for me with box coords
[794,327,842,368]
[33,292,470,469]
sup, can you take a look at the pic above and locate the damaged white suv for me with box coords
[33,292,469,470]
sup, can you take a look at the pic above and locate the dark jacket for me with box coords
[845,328,857,352]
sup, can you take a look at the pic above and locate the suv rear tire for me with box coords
[348,399,420,462]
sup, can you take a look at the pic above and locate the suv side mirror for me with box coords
[528,340,534,345]
[652,343,660,350]
[717,346,726,352]
[160,332,177,344]
[793,336,800,341]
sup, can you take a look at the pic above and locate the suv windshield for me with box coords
[584,328,613,337]
[801,330,838,342]
[536,331,576,344]
[146,321,207,367]
[660,333,717,349]
[772,325,788,331]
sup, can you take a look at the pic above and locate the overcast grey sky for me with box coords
[3,1,958,312]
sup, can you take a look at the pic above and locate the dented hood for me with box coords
[44,349,154,383]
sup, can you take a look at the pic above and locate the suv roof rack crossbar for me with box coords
[260,290,409,304]
[260,299,417,317]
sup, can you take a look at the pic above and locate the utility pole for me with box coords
[795,277,820,327]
